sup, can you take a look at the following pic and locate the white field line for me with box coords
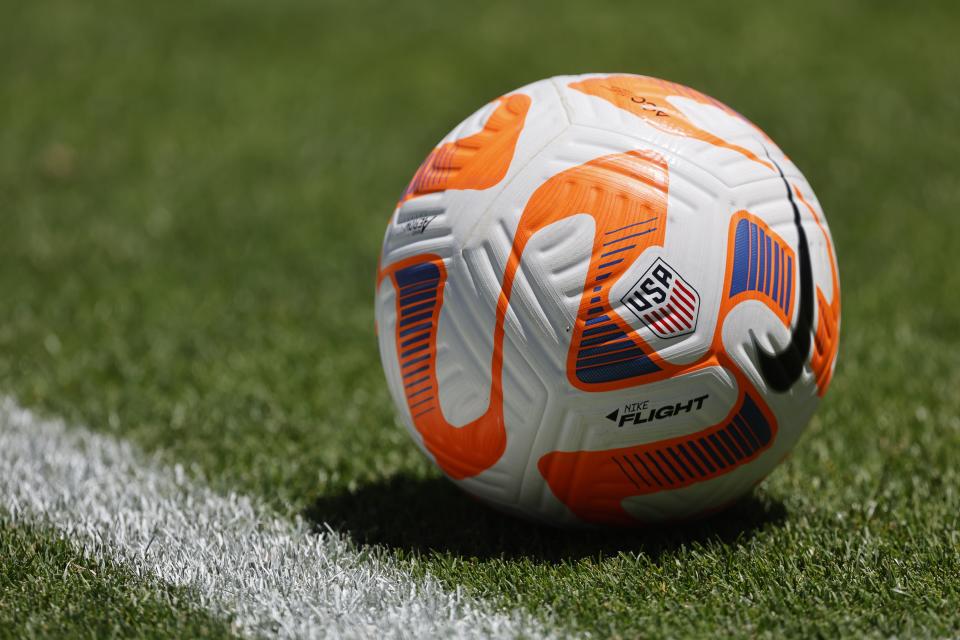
[0,398,558,639]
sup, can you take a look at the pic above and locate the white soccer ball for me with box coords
[375,74,840,527]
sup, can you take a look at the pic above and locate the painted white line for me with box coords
[0,398,558,639]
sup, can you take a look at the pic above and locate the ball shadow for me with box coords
[304,474,787,563]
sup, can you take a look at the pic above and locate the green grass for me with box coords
[0,519,235,639]
[1,0,959,637]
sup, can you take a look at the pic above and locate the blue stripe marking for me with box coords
[399,300,435,317]
[590,296,601,304]
[730,219,750,296]
[740,393,772,445]
[720,426,746,459]
[405,376,429,389]
[402,364,428,379]
[400,342,429,359]
[756,230,762,289]
[395,262,439,286]
[399,322,431,338]
[758,228,766,295]
[576,347,647,368]
[610,456,640,489]
[734,414,761,450]
[598,258,623,270]
[765,235,774,295]
[400,332,430,348]
[764,231,771,294]
[773,242,781,304]
[690,440,717,472]
[749,222,759,292]
[784,251,791,309]
[646,453,673,485]
[402,353,430,369]
[577,337,634,358]
[399,311,432,327]
[587,307,605,317]
[593,286,602,292]
[636,455,663,488]
[600,244,637,259]
[580,330,626,347]
[602,228,657,247]
[709,433,736,466]
[622,457,650,487]
[729,419,755,456]
[604,216,657,235]
[407,385,432,399]
[612,458,637,488]
[575,353,660,383]
[657,450,685,482]
[398,278,439,296]
[676,443,706,476]
[399,289,437,306]
[582,323,616,337]
[699,438,726,469]
[595,273,612,282]
[720,424,748,460]
[667,447,694,479]
[409,395,433,410]
[758,234,766,295]
[585,314,609,326]
[779,255,786,309]
[785,256,793,313]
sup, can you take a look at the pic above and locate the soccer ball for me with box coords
[374,74,840,527]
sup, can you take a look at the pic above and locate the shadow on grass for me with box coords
[303,474,787,563]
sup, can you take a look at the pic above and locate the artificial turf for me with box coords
[1,0,959,637]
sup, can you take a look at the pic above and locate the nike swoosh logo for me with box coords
[754,156,814,392]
